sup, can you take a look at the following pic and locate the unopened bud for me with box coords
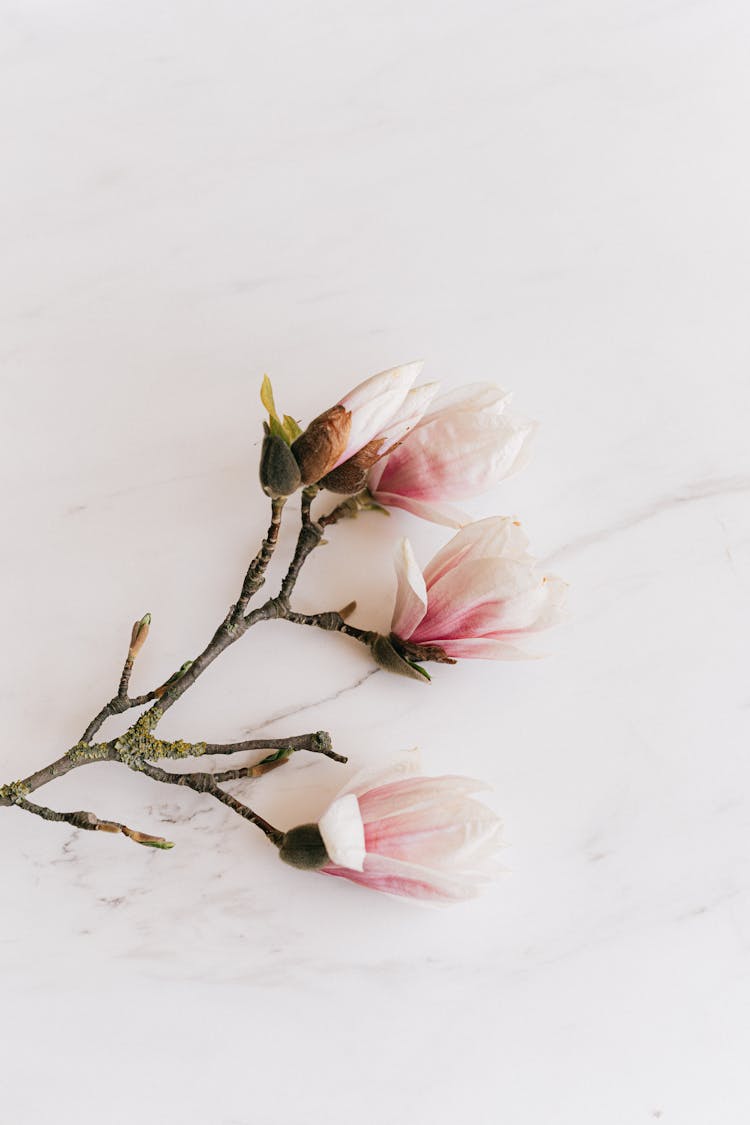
[370,634,431,681]
[278,823,330,870]
[259,428,302,497]
[154,660,193,698]
[320,437,384,494]
[131,833,175,849]
[291,405,352,485]
[129,613,151,658]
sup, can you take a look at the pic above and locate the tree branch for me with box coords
[233,495,286,619]
[134,761,284,847]
[11,794,173,848]
[201,730,346,763]
[282,609,376,647]
[1,485,377,847]
[0,728,343,813]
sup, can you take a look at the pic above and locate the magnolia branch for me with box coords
[1,487,430,849]
[13,795,174,849]
[0,730,342,810]
[132,760,285,847]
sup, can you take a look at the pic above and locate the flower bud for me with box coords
[370,634,431,681]
[128,613,151,659]
[259,428,302,497]
[291,405,352,485]
[278,823,330,869]
[154,659,193,698]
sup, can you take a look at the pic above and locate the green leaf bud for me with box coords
[260,429,302,498]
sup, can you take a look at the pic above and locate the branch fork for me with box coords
[1,480,433,857]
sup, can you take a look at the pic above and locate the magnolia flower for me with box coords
[390,516,567,660]
[291,362,438,488]
[280,753,502,903]
[368,383,535,527]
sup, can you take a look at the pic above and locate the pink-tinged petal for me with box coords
[335,750,423,801]
[390,538,428,639]
[367,458,387,494]
[378,412,535,501]
[423,517,530,589]
[358,775,490,824]
[373,383,536,503]
[319,762,503,902]
[433,635,539,660]
[364,796,502,871]
[368,487,470,528]
[464,574,567,637]
[333,362,423,467]
[318,793,366,871]
[412,557,539,643]
[321,852,485,903]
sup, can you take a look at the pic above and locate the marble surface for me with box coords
[2,2,749,1122]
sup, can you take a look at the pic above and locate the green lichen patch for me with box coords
[0,780,31,803]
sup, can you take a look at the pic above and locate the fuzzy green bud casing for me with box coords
[370,634,431,681]
[259,428,302,498]
[278,823,330,869]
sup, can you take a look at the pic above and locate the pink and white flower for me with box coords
[390,516,567,660]
[292,361,439,487]
[368,383,535,527]
[332,361,431,470]
[317,752,502,902]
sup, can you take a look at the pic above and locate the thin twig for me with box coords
[12,795,173,848]
[277,487,322,603]
[210,763,282,782]
[118,656,134,698]
[201,731,346,763]
[233,496,286,619]
[80,689,161,745]
[283,610,376,646]
[135,761,284,847]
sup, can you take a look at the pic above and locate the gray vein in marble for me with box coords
[544,474,750,565]
[244,668,379,736]
[64,463,239,512]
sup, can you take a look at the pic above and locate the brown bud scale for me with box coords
[291,405,352,485]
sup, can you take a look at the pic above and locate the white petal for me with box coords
[374,382,441,451]
[420,382,512,424]
[423,517,530,588]
[390,538,428,638]
[318,793,366,871]
[516,574,569,632]
[336,749,423,800]
[335,362,423,464]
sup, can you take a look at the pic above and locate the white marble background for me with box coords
[1,1,749,1122]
